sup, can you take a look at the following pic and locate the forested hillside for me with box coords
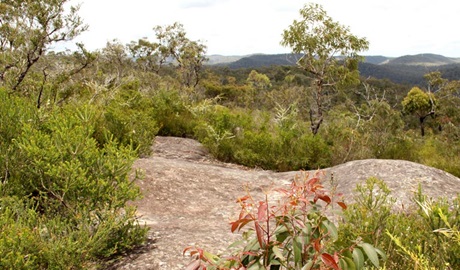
[214,53,460,86]
[1,1,459,269]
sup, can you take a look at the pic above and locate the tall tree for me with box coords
[281,3,369,135]
[0,0,87,91]
[402,86,436,136]
[128,22,207,88]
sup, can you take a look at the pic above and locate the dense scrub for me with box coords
[1,1,460,268]
[0,88,154,268]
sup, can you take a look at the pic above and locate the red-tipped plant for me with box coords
[185,172,385,269]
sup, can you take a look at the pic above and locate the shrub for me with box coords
[152,88,197,137]
[338,178,460,269]
[100,80,159,157]
[185,173,385,269]
[0,93,147,268]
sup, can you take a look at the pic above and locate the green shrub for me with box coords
[417,136,460,177]
[338,178,460,269]
[194,106,331,171]
[100,80,159,157]
[0,93,147,268]
[152,88,197,137]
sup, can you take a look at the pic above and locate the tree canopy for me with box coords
[0,0,87,91]
[281,3,369,134]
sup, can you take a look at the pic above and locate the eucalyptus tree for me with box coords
[128,22,207,88]
[0,0,87,91]
[402,86,436,136]
[281,3,369,135]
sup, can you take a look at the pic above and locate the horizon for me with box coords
[204,52,460,58]
[69,0,460,58]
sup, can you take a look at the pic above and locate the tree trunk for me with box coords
[419,117,425,137]
[310,109,323,135]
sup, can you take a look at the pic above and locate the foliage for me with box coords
[192,105,331,171]
[338,177,460,269]
[0,89,147,268]
[247,70,272,89]
[185,173,385,270]
[402,86,436,136]
[0,0,87,91]
[336,178,394,249]
[281,3,369,134]
[152,88,198,137]
[128,22,207,87]
[98,80,159,157]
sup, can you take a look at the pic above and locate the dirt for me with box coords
[109,136,460,270]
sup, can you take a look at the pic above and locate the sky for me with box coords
[69,0,460,57]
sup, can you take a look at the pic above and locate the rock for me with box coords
[113,136,460,270]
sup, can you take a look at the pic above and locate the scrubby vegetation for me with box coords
[1,1,459,268]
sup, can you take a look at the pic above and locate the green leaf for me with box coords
[352,248,364,269]
[360,243,379,268]
[375,247,387,262]
[301,260,314,270]
[203,250,220,264]
[343,257,356,270]
[293,236,302,265]
[247,261,263,270]
[244,238,260,252]
[339,258,348,270]
[322,220,338,241]
[272,246,286,261]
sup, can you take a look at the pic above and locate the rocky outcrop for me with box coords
[111,136,460,270]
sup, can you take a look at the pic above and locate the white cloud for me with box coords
[70,0,460,57]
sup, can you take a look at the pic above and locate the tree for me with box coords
[128,22,207,88]
[402,86,436,136]
[128,38,162,73]
[99,39,133,82]
[281,3,369,135]
[0,0,87,91]
[246,69,271,89]
[177,39,207,88]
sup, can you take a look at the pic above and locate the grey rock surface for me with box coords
[111,136,460,269]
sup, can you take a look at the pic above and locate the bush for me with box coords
[0,91,147,268]
[185,173,385,269]
[338,177,460,269]
[152,88,197,137]
[100,80,159,157]
[193,106,331,171]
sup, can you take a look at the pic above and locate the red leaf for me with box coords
[321,253,340,270]
[307,177,320,187]
[314,238,321,252]
[230,218,253,233]
[255,221,266,247]
[274,188,289,195]
[318,194,331,204]
[337,201,347,210]
[257,202,268,222]
[184,259,202,270]
[236,195,250,203]
[183,247,203,258]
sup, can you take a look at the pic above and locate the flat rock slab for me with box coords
[111,136,460,270]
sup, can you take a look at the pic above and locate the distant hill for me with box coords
[206,55,245,65]
[358,62,429,85]
[206,53,460,85]
[386,53,460,66]
[364,55,392,65]
[225,54,301,69]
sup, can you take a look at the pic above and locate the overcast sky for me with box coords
[70,0,460,57]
